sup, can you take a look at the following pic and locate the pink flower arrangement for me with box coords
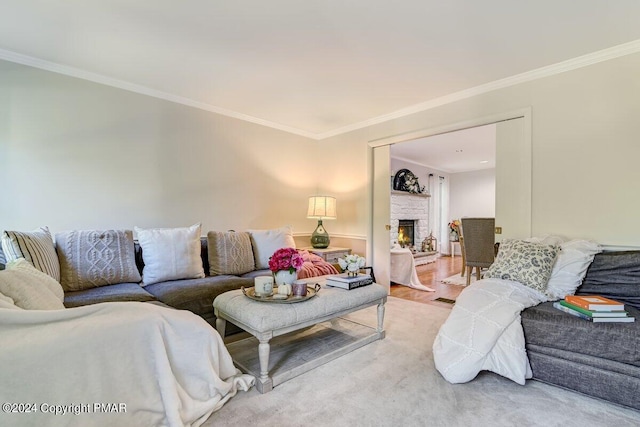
[268,247,304,273]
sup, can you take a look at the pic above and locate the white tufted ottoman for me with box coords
[213,279,387,393]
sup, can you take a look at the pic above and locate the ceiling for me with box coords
[1,1,640,139]
[391,123,496,174]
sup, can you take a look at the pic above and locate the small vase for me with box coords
[449,231,459,242]
[347,263,360,277]
[274,270,297,286]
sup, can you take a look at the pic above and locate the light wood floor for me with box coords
[389,255,464,309]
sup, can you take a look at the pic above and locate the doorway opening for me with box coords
[368,107,532,293]
[390,123,497,257]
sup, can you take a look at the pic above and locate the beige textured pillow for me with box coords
[135,224,205,286]
[55,229,142,291]
[0,259,65,310]
[2,226,61,281]
[207,231,255,276]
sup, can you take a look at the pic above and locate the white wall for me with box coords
[318,52,640,248]
[0,60,319,236]
[448,168,495,255]
[449,168,496,220]
[4,51,640,249]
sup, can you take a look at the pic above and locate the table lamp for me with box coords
[307,196,337,249]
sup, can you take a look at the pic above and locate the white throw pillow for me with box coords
[247,226,296,270]
[526,235,602,300]
[134,224,205,286]
[0,259,65,310]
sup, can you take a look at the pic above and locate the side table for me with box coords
[303,247,351,264]
[450,241,461,258]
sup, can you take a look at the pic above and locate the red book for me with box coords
[565,295,624,312]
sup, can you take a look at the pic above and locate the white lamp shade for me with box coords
[307,196,337,219]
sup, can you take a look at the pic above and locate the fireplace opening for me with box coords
[398,220,416,248]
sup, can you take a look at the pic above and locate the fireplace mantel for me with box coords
[391,190,430,198]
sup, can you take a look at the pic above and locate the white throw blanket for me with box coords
[0,302,254,427]
[433,278,547,385]
[390,247,434,292]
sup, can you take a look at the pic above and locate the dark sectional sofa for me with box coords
[522,250,640,411]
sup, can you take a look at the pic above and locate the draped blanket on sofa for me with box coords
[433,278,547,385]
[0,301,254,427]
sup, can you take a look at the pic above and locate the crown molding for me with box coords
[0,48,318,140]
[315,39,640,140]
[2,39,639,141]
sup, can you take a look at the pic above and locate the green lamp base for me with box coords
[311,219,330,249]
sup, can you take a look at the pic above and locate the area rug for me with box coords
[442,272,476,286]
[206,297,640,427]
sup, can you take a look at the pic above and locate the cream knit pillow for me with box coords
[0,259,65,310]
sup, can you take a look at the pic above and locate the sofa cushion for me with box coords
[522,301,640,368]
[55,229,142,291]
[485,239,559,294]
[207,231,255,276]
[63,282,157,307]
[1,226,60,281]
[134,223,205,286]
[576,251,640,310]
[247,226,296,270]
[0,259,65,310]
[144,275,254,325]
[240,269,275,279]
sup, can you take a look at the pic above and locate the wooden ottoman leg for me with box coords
[257,338,273,393]
[215,316,227,340]
[377,300,386,339]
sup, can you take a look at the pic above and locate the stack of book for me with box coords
[325,273,373,290]
[553,295,635,323]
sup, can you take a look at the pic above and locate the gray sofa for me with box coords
[522,250,640,410]
[0,237,283,329]
[67,237,270,327]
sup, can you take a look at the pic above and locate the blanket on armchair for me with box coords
[433,278,547,385]
[0,301,254,427]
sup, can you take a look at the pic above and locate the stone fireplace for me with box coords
[390,191,430,250]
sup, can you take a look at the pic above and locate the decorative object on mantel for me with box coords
[269,247,304,296]
[448,219,461,242]
[392,169,427,194]
[307,196,337,248]
[337,254,366,277]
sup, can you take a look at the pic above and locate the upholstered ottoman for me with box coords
[213,280,387,393]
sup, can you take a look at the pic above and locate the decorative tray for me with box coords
[241,283,321,303]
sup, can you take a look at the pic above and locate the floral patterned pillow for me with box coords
[485,239,560,293]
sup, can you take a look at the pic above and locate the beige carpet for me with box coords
[441,272,476,286]
[207,297,640,427]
